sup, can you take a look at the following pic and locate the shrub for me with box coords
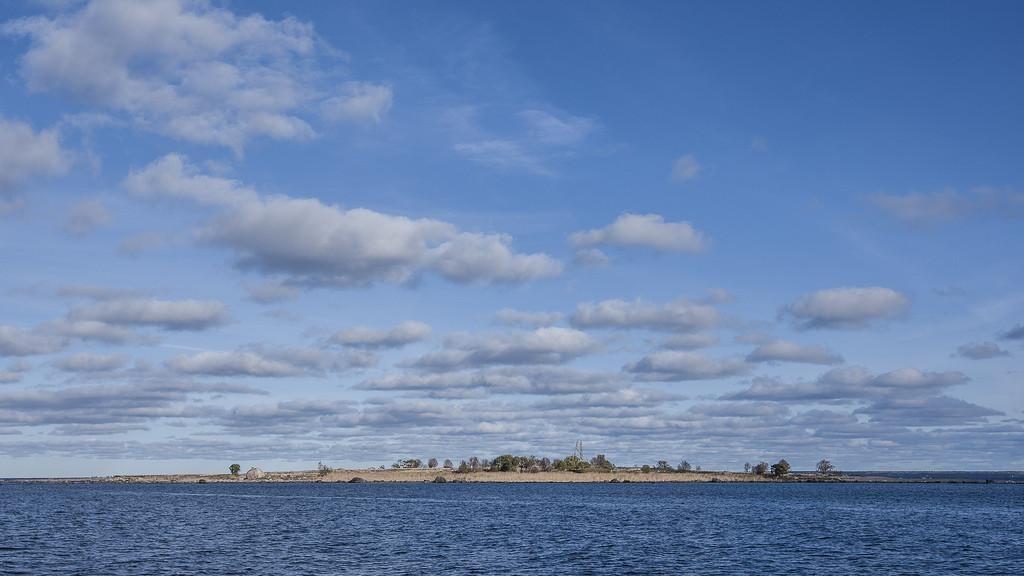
[655,460,673,472]
[751,462,770,476]
[392,459,422,469]
[641,464,652,473]
[456,460,470,473]
[317,461,333,477]
[589,454,615,471]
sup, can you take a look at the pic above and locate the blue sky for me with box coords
[0,0,1021,477]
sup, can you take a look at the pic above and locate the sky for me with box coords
[0,0,1022,477]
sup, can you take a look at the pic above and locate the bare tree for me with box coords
[678,460,692,472]
[816,459,835,475]
[468,456,480,472]
[744,462,751,473]
[443,459,453,469]
[428,457,438,469]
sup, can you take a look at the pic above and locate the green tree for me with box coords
[641,464,652,473]
[771,459,791,477]
[752,461,770,476]
[554,455,591,472]
[229,463,241,476]
[456,460,470,473]
[655,460,673,472]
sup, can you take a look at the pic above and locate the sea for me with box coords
[1,481,1021,574]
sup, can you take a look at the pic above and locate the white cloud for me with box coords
[724,367,968,402]
[69,297,228,331]
[166,350,303,377]
[0,325,65,357]
[54,353,126,372]
[670,153,700,183]
[746,340,844,365]
[4,0,390,153]
[570,298,719,332]
[62,198,112,235]
[321,81,393,123]
[124,154,562,286]
[624,351,750,381]
[783,286,909,329]
[0,116,68,198]
[330,321,431,349]
[519,109,596,145]
[572,248,609,267]
[570,213,707,252]
[870,187,1024,224]
[494,309,563,328]
[405,327,597,370]
[453,140,551,175]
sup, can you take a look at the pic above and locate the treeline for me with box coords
[384,456,839,477]
[391,454,616,473]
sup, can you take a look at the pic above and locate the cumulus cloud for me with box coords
[329,321,431,349]
[746,340,844,365]
[0,116,68,201]
[723,367,968,402]
[854,395,1002,426]
[124,154,562,286]
[404,327,597,370]
[570,298,719,332]
[3,0,388,153]
[62,198,112,236]
[0,325,65,357]
[955,341,1010,360]
[166,345,371,378]
[243,281,298,304]
[54,353,127,373]
[321,81,393,124]
[870,187,1024,224]
[670,153,700,183]
[69,297,228,331]
[624,351,750,382]
[782,286,909,329]
[0,361,32,384]
[571,213,707,252]
[493,309,563,328]
[572,248,609,267]
[359,366,622,397]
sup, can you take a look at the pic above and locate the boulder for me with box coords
[433,475,447,483]
[348,476,368,483]
[244,467,266,480]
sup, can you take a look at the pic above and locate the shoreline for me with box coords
[3,469,1017,484]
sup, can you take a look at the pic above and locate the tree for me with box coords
[677,460,692,473]
[443,459,453,469]
[752,462,770,476]
[641,464,652,473]
[491,454,520,472]
[656,460,673,472]
[590,454,615,471]
[428,458,438,469]
[317,461,333,476]
[816,459,835,475]
[392,458,422,469]
[555,455,590,472]
[771,459,791,477]
[456,460,470,473]
[540,457,552,472]
[744,462,751,473]
[229,463,241,476]
[468,456,481,472]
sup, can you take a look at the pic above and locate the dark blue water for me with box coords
[1,482,1021,575]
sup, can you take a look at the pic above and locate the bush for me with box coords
[655,460,673,472]
[641,464,652,473]
[456,460,470,474]
[392,458,422,469]
[317,461,333,477]
[751,462,770,476]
